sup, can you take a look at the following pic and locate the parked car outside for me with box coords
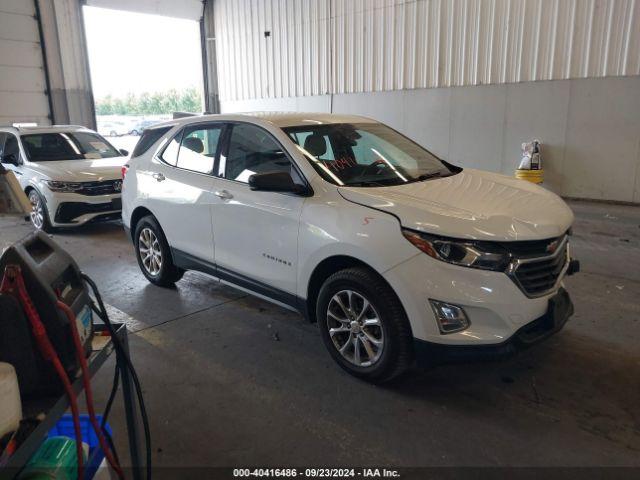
[129,119,160,136]
[98,121,130,137]
[121,113,579,382]
[0,125,127,231]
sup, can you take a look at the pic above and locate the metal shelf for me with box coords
[0,322,142,480]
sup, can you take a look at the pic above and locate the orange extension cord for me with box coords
[0,265,85,479]
[56,300,124,479]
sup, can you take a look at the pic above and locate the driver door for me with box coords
[209,123,308,300]
[0,133,26,186]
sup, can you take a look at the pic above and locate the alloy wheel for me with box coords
[139,227,163,276]
[29,191,44,229]
[326,289,384,367]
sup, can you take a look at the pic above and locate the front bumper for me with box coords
[41,188,122,227]
[383,247,574,345]
[413,287,573,366]
[54,199,121,224]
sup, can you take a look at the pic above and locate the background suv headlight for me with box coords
[44,180,83,193]
[402,228,511,271]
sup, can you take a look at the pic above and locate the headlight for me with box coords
[401,228,511,271]
[44,180,83,192]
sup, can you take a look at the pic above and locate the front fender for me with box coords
[297,192,417,299]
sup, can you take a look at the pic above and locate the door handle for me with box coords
[214,190,233,200]
[152,173,165,182]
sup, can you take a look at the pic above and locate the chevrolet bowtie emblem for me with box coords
[546,239,559,253]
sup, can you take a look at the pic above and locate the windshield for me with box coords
[283,123,458,187]
[21,132,121,162]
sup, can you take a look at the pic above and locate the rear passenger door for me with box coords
[146,123,223,264]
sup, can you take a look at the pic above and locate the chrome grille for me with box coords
[509,237,569,297]
[75,180,122,196]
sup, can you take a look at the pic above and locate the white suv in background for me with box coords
[122,113,580,382]
[0,125,128,231]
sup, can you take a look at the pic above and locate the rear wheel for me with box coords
[28,189,53,232]
[134,216,184,286]
[316,267,413,383]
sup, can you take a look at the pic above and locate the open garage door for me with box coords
[84,0,204,20]
[0,0,51,125]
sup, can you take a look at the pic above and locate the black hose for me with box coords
[101,363,122,466]
[101,362,120,430]
[81,273,152,480]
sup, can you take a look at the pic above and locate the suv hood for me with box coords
[25,157,126,182]
[339,169,574,241]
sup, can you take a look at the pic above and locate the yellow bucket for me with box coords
[515,168,544,184]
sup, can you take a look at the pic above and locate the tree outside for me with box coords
[95,88,202,115]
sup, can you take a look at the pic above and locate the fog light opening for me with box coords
[429,300,470,334]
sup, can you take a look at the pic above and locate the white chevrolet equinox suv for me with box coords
[122,113,579,382]
[0,125,128,231]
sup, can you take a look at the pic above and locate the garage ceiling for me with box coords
[0,0,51,125]
[84,0,204,21]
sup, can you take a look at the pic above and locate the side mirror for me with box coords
[119,149,129,157]
[1,153,20,166]
[248,171,307,194]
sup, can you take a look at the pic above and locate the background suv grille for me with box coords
[511,239,568,297]
[75,180,122,196]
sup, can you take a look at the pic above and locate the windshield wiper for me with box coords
[345,180,388,187]
[417,172,443,180]
[408,171,452,183]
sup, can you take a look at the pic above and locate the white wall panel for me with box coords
[221,76,640,203]
[0,0,50,125]
[214,0,640,102]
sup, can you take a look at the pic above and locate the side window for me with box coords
[160,130,182,166]
[3,134,20,163]
[223,124,296,184]
[0,133,6,158]
[176,125,222,174]
[132,126,172,158]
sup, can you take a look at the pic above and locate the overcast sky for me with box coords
[83,6,203,99]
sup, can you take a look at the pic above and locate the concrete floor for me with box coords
[1,199,639,469]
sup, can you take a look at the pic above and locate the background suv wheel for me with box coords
[134,215,184,286]
[27,189,53,232]
[316,267,413,383]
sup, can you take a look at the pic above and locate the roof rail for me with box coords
[0,123,31,128]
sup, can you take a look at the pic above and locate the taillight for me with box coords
[121,164,129,179]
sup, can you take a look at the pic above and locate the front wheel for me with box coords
[134,216,184,287]
[28,189,53,232]
[316,267,413,383]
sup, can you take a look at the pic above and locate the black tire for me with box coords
[316,267,413,383]
[133,215,184,287]
[27,189,54,233]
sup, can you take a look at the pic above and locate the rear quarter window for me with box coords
[131,127,172,158]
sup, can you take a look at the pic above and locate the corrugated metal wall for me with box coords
[0,0,51,125]
[214,0,640,101]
